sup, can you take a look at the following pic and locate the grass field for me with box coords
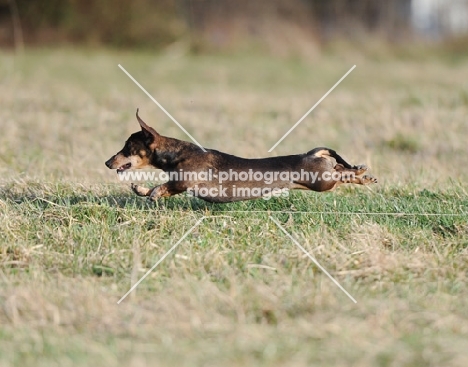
[1,46,468,367]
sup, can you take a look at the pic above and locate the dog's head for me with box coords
[105,109,159,173]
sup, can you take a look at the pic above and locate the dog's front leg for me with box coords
[131,183,154,197]
[131,183,182,201]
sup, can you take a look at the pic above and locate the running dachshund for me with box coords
[105,110,377,203]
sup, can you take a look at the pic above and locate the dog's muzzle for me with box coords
[105,156,115,168]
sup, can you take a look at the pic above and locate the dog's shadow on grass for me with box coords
[93,192,297,214]
[98,194,223,212]
[82,194,291,214]
[0,184,253,214]
[1,183,297,215]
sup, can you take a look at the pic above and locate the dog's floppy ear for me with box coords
[136,108,160,139]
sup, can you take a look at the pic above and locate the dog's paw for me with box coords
[148,188,160,201]
[362,175,378,184]
[131,183,150,196]
[354,164,368,175]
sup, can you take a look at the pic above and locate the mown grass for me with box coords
[1,47,468,367]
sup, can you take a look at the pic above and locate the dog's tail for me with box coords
[307,147,353,168]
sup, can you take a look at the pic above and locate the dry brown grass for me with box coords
[0,47,468,366]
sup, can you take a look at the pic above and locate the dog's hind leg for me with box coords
[308,147,367,171]
[320,173,377,192]
[334,163,368,176]
[340,174,378,185]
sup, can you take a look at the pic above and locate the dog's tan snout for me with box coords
[105,156,116,169]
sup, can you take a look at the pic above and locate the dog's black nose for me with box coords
[105,156,115,168]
